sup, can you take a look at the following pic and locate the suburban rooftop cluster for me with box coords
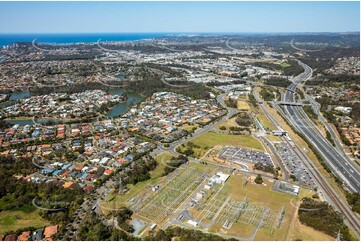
[2,90,124,119]
[120,92,226,141]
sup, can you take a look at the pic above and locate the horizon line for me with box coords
[0,31,360,35]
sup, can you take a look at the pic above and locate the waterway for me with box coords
[106,89,143,117]
[10,91,30,100]
[4,89,142,125]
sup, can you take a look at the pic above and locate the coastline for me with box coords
[0,33,170,47]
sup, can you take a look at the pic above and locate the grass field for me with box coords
[256,114,275,130]
[280,62,291,68]
[237,101,250,111]
[265,134,282,142]
[182,132,264,158]
[216,117,239,131]
[0,206,50,235]
[152,152,175,179]
[192,132,264,152]
[181,124,198,132]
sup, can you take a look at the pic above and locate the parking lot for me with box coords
[218,146,274,167]
[275,142,315,188]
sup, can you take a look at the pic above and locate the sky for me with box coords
[0,1,359,33]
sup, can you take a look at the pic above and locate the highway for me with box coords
[253,88,360,236]
[282,61,360,193]
[304,92,359,169]
[255,93,360,237]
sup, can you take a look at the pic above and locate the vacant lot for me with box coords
[237,101,250,111]
[216,117,241,131]
[0,206,50,235]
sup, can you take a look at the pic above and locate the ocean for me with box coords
[0,33,176,47]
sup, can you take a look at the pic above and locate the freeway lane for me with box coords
[282,61,360,192]
[253,87,360,236]
[304,92,358,169]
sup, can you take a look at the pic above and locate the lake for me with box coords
[106,89,143,117]
[5,89,143,125]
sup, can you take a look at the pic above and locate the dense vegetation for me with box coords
[254,163,277,176]
[259,87,280,101]
[254,174,263,184]
[224,97,237,108]
[146,226,235,241]
[344,191,360,214]
[163,155,188,176]
[298,47,359,74]
[303,106,318,121]
[306,74,360,87]
[0,156,84,227]
[120,158,157,185]
[235,112,253,127]
[76,212,136,241]
[298,198,352,240]
[115,207,135,233]
[264,77,292,88]
[252,59,303,76]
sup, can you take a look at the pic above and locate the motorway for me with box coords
[282,61,360,193]
[304,92,359,169]
[253,87,360,236]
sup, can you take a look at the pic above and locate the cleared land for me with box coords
[101,159,332,240]
[216,117,241,131]
[0,206,50,234]
[186,172,327,241]
[100,152,176,215]
[237,101,250,111]
[179,132,264,159]
[191,132,264,152]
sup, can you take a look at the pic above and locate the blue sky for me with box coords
[0,1,359,33]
